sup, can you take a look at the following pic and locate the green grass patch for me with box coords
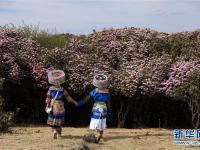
[3,24,74,49]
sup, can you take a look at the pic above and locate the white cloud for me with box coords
[0,0,200,34]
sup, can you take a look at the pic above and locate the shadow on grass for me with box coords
[61,134,104,145]
[61,132,172,143]
[61,135,83,139]
[103,132,172,141]
[185,146,200,149]
[103,135,140,141]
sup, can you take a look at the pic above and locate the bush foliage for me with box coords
[0,26,200,127]
[171,70,200,128]
[0,87,13,132]
[0,111,13,132]
[2,24,73,49]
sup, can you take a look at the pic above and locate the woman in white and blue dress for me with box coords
[78,74,111,142]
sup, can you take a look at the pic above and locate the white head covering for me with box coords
[92,74,109,89]
[48,70,65,85]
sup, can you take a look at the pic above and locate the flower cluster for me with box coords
[1,27,200,96]
[0,28,43,85]
[159,59,200,93]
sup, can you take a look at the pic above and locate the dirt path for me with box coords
[0,127,199,150]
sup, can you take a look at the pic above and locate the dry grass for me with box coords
[0,127,199,150]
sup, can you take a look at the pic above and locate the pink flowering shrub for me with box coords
[1,27,200,127]
[170,70,200,128]
[159,60,200,93]
[1,27,200,97]
[0,28,46,86]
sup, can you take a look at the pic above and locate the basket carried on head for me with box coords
[93,74,109,89]
[48,70,65,85]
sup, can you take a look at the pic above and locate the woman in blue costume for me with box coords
[45,70,77,139]
[78,74,111,142]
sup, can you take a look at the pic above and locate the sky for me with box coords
[0,0,200,35]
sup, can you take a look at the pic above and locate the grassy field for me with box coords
[0,127,199,150]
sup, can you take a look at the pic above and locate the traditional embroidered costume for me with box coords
[89,88,110,131]
[45,70,77,139]
[78,74,111,142]
[46,86,65,127]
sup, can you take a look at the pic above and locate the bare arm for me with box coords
[63,90,78,106]
[45,92,51,107]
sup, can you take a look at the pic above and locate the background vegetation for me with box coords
[0,25,200,131]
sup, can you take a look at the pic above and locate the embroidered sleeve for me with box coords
[89,89,96,99]
[47,89,51,95]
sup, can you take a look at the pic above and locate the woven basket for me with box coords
[48,70,65,85]
[92,74,108,88]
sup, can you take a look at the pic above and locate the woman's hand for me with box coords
[76,100,84,107]
[45,99,51,105]
[74,101,78,106]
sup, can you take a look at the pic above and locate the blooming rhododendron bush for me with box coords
[0,28,48,125]
[170,70,200,128]
[0,28,47,86]
[0,27,200,128]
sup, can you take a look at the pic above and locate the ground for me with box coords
[0,127,199,150]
